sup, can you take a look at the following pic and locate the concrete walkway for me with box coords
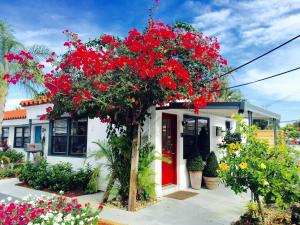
[0,178,249,225]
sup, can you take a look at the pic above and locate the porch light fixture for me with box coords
[216,126,222,137]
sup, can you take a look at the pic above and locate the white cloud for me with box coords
[189,0,300,106]
[5,99,26,111]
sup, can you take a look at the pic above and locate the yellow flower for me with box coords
[260,163,266,169]
[298,159,300,165]
[229,143,236,149]
[239,162,248,170]
[219,162,229,171]
[229,148,235,155]
[262,180,269,187]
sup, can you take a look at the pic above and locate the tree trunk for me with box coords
[128,124,140,211]
[0,84,8,132]
[102,172,116,204]
[254,194,265,224]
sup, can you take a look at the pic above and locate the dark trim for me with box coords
[182,115,210,160]
[49,118,88,158]
[13,126,30,148]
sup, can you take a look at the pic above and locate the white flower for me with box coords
[7,197,12,201]
[79,221,84,225]
[59,190,64,195]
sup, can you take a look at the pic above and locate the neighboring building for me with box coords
[0,99,280,197]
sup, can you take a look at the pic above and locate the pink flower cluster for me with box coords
[0,194,102,225]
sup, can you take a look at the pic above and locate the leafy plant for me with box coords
[85,167,100,194]
[203,152,218,177]
[187,156,205,171]
[47,162,73,191]
[218,130,241,149]
[18,159,99,193]
[0,150,24,163]
[218,114,300,223]
[91,136,159,205]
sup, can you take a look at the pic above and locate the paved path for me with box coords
[0,178,249,225]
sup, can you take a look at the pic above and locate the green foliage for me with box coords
[85,167,100,194]
[18,159,99,193]
[138,142,157,201]
[203,152,219,177]
[91,135,158,205]
[0,169,17,178]
[219,130,241,149]
[187,155,205,171]
[72,164,94,191]
[18,158,49,189]
[218,116,300,211]
[47,162,73,191]
[0,150,24,163]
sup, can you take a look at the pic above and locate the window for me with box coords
[14,127,30,148]
[0,128,9,147]
[225,121,231,130]
[182,115,210,160]
[50,118,87,157]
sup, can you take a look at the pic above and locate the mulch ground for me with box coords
[15,182,88,197]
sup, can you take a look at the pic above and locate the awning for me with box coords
[156,101,280,120]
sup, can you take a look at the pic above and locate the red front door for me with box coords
[162,113,177,186]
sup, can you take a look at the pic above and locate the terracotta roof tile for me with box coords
[3,109,27,120]
[20,98,50,107]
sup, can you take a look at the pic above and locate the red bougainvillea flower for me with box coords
[5,20,228,126]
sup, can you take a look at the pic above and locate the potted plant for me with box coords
[187,155,205,190]
[203,152,220,189]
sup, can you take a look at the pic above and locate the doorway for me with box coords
[162,113,177,186]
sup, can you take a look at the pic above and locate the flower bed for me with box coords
[0,193,102,225]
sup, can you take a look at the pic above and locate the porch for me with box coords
[151,101,280,197]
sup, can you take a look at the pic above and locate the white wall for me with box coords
[149,108,236,197]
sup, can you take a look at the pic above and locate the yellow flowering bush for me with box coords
[218,114,300,222]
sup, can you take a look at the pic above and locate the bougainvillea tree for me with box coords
[4,21,228,210]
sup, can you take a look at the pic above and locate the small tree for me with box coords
[218,115,300,223]
[203,152,218,177]
[4,21,228,211]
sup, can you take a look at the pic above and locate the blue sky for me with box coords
[1,0,300,124]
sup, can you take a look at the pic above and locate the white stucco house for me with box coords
[0,99,280,197]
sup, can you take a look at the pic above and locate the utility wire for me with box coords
[280,119,300,123]
[205,34,300,83]
[227,66,300,89]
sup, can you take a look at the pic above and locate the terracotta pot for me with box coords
[203,176,219,190]
[189,171,202,190]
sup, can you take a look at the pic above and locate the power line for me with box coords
[280,119,300,123]
[205,34,300,83]
[227,66,300,89]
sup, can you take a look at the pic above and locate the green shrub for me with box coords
[85,167,100,194]
[0,169,17,178]
[203,152,219,177]
[187,155,205,171]
[47,162,73,191]
[138,142,156,201]
[18,158,49,189]
[18,159,99,193]
[72,164,94,192]
[91,135,158,205]
[0,150,24,163]
[219,130,242,149]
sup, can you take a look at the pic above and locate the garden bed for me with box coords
[16,182,100,197]
[106,199,158,211]
[232,204,293,225]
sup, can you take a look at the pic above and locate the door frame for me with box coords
[161,113,177,186]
